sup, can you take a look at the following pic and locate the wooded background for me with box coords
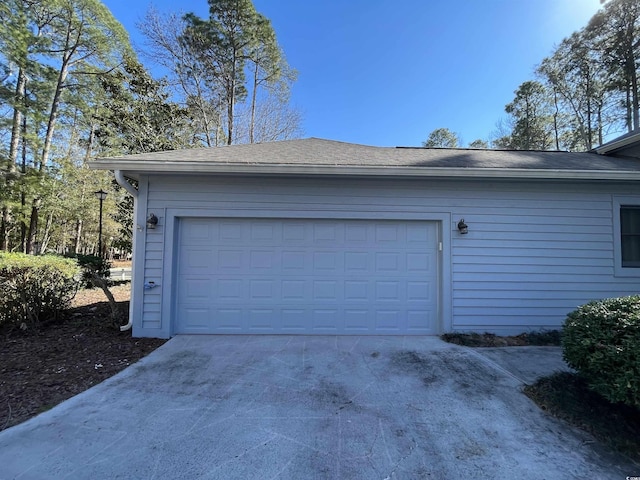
[1,0,638,257]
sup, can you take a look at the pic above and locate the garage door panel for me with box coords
[218,250,244,269]
[250,223,276,241]
[175,218,439,335]
[249,309,277,331]
[250,250,275,269]
[216,309,243,330]
[282,251,306,269]
[375,224,400,242]
[282,309,307,330]
[407,253,431,272]
[282,280,306,299]
[375,252,401,271]
[282,223,306,241]
[313,224,339,243]
[345,251,368,271]
[408,310,432,333]
[217,279,243,300]
[407,281,431,301]
[345,224,367,242]
[181,221,215,244]
[312,309,341,331]
[182,307,210,330]
[249,279,276,299]
[375,281,400,301]
[219,221,244,241]
[407,223,437,243]
[179,247,213,271]
[344,280,368,301]
[180,278,211,300]
[376,310,402,331]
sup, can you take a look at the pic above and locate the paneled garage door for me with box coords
[175,218,439,334]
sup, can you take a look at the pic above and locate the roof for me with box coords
[91,137,640,181]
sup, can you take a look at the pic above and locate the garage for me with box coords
[175,217,440,334]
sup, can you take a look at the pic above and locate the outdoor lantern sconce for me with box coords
[457,219,469,234]
[146,213,158,230]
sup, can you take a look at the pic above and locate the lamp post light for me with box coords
[94,189,108,258]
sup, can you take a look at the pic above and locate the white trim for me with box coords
[131,177,149,336]
[613,195,640,277]
[594,132,640,155]
[92,163,640,181]
[161,209,453,336]
[161,211,177,339]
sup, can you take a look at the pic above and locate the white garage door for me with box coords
[175,218,439,334]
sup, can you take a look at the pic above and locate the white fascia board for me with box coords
[593,132,640,154]
[90,161,640,181]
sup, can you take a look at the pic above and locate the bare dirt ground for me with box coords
[0,284,166,431]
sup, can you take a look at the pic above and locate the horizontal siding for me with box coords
[447,182,635,332]
[142,224,164,329]
[140,175,640,335]
[455,247,610,258]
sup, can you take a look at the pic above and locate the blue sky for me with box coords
[102,0,603,147]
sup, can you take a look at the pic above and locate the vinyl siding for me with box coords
[135,174,640,337]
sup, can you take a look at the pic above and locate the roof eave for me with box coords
[593,131,640,154]
[90,161,640,181]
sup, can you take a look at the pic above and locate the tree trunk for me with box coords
[38,211,53,254]
[552,89,560,150]
[74,218,83,253]
[41,62,69,171]
[631,63,639,131]
[586,75,592,149]
[84,108,98,161]
[25,199,40,255]
[20,116,27,253]
[227,78,234,145]
[193,80,213,147]
[626,84,633,132]
[598,106,603,146]
[8,68,26,173]
[88,273,123,328]
[1,68,28,252]
[227,50,238,145]
[249,62,258,144]
[0,208,9,251]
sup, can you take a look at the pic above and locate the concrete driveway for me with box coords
[0,336,634,479]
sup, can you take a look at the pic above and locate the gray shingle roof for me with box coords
[91,137,640,179]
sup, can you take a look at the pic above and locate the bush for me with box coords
[0,253,81,330]
[562,295,640,408]
[64,254,110,287]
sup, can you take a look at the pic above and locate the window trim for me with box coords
[613,196,640,277]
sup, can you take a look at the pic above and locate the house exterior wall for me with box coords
[131,174,640,338]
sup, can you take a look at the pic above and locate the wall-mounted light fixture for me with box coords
[146,213,158,230]
[457,219,468,234]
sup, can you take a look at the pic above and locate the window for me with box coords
[614,196,640,276]
[620,206,640,267]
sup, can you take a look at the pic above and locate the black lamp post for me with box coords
[94,189,108,258]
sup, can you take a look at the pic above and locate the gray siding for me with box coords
[135,174,640,337]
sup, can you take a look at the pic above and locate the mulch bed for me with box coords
[0,285,166,431]
[525,373,640,463]
[441,330,562,347]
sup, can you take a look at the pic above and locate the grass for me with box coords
[524,372,640,463]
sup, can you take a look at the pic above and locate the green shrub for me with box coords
[64,254,110,287]
[562,295,640,408]
[0,253,81,330]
